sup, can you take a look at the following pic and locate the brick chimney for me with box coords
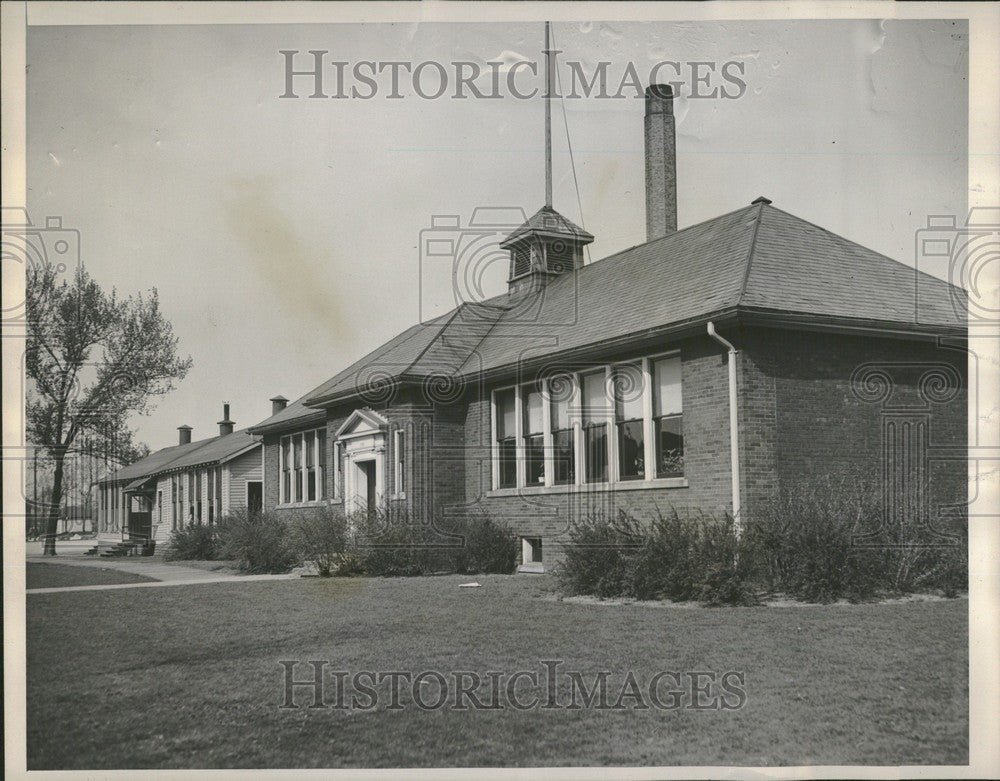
[270,395,289,415]
[218,402,234,436]
[178,425,192,445]
[644,84,677,240]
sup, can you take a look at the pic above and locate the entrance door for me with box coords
[246,481,263,515]
[360,461,377,514]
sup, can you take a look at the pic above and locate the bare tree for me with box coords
[26,262,192,555]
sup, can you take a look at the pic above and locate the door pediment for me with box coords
[335,408,390,441]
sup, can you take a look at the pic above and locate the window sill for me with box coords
[390,492,407,501]
[276,500,330,509]
[487,477,688,498]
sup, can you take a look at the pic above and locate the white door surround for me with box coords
[336,409,390,514]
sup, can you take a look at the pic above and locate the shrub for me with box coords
[740,479,967,602]
[164,523,220,561]
[350,505,450,576]
[289,507,350,577]
[557,512,645,599]
[449,512,519,575]
[217,509,298,574]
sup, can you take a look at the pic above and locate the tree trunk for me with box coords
[42,453,65,556]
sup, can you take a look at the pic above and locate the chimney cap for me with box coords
[177,424,192,431]
[644,84,675,116]
[269,395,289,403]
[751,195,772,205]
[645,83,674,100]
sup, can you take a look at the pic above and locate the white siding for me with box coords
[225,447,263,514]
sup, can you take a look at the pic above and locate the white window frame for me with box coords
[489,350,684,494]
[393,428,406,499]
[278,427,328,506]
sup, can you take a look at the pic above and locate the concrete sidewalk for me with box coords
[24,552,300,593]
[27,571,299,595]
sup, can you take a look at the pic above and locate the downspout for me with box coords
[706,321,741,529]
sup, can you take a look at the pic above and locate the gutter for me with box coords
[706,321,741,528]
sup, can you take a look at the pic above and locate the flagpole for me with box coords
[544,20,553,210]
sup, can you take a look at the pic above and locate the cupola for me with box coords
[501,206,593,296]
[503,21,594,297]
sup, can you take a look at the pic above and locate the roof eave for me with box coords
[246,409,327,436]
[736,308,968,341]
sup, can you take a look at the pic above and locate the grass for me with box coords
[26,575,967,769]
[26,563,157,589]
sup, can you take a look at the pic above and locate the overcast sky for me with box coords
[26,19,968,448]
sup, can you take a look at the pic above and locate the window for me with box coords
[614,363,645,481]
[318,430,327,500]
[490,352,684,490]
[207,468,215,523]
[334,441,343,499]
[214,466,222,521]
[653,356,684,478]
[582,371,609,483]
[281,437,291,504]
[157,491,163,524]
[280,428,327,504]
[394,429,406,495]
[305,431,316,501]
[293,434,303,502]
[195,470,203,523]
[171,475,178,530]
[550,383,575,485]
[495,388,517,488]
[523,385,545,485]
[188,472,196,523]
[179,474,186,528]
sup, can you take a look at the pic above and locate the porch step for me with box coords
[98,541,139,558]
[517,562,545,574]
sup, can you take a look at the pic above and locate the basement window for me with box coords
[521,537,543,565]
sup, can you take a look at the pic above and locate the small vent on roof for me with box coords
[512,244,531,277]
[546,240,575,273]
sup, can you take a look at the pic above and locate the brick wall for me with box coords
[738,326,968,522]
[457,335,735,561]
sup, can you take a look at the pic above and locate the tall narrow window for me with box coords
[305,430,316,501]
[179,474,186,528]
[495,388,517,488]
[653,356,684,477]
[334,441,343,499]
[171,475,178,530]
[394,429,405,495]
[582,372,609,483]
[317,429,327,499]
[614,363,645,481]
[206,468,215,523]
[281,437,291,503]
[523,385,545,485]
[293,434,303,502]
[215,466,222,518]
[195,470,203,522]
[157,491,163,524]
[550,380,575,485]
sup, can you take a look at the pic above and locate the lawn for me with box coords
[26,562,157,589]
[26,575,968,769]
